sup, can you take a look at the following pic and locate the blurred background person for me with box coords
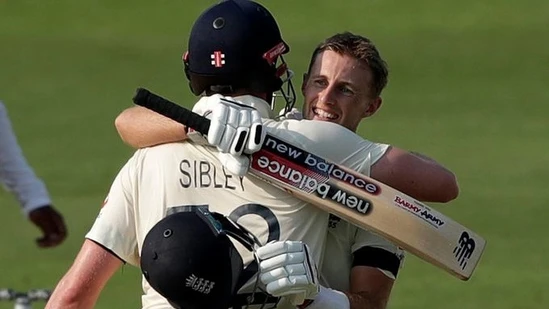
[0,100,67,248]
[1,0,546,308]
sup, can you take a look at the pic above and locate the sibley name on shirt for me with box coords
[178,159,245,191]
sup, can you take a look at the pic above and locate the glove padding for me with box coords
[208,96,265,155]
[278,107,303,120]
[256,241,319,305]
[216,152,249,177]
[191,95,266,176]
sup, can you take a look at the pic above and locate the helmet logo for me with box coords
[263,42,286,65]
[210,51,226,67]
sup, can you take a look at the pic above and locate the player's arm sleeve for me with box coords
[0,101,52,216]
[85,150,142,266]
[355,142,389,177]
[351,229,404,279]
[269,120,389,171]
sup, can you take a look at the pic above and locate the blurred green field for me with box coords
[1,0,547,308]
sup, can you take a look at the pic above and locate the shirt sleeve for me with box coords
[355,142,389,177]
[266,119,389,171]
[266,119,402,277]
[85,150,141,266]
[351,229,405,279]
[0,101,52,215]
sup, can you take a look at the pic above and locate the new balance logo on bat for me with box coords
[453,231,476,270]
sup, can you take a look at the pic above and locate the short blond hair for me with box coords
[307,32,389,97]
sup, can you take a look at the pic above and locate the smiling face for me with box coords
[302,50,382,132]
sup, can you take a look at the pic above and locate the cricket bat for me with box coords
[132,88,486,281]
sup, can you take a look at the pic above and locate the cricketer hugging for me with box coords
[45,1,485,309]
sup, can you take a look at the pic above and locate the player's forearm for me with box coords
[46,240,123,309]
[299,287,386,309]
[45,291,95,309]
[344,263,395,309]
[115,106,188,148]
[410,151,438,162]
[372,147,459,203]
[45,275,98,309]
[345,291,388,309]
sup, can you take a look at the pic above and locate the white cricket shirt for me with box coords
[86,96,397,308]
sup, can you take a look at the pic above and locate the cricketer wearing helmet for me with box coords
[114,26,459,309]
[114,7,460,309]
[45,1,421,309]
[140,208,267,309]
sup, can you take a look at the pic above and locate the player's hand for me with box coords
[29,205,67,248]
[193,95,265,176]
[256,240,319,305]
[278,107,303,120]
[208,96,265,155]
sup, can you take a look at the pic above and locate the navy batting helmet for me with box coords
[140,207,262,309]
[183,0,295,112]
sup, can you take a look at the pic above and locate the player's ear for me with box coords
[363,96,382,118]
[301,73,308,96]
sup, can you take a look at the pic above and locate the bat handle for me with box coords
[132,88,211,135]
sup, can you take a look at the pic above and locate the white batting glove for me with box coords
[208,96,265,155]
[214,152,248,177]
[191,95,266,176]
[256,240,319,305]
[278,107,303,120]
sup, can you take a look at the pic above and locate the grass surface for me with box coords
[0,0,547,308]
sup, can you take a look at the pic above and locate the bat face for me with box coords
[132,88,486,281]
[252,135,376,214]
[250,134,486,280]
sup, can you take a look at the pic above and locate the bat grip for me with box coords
[132,88,211,135]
